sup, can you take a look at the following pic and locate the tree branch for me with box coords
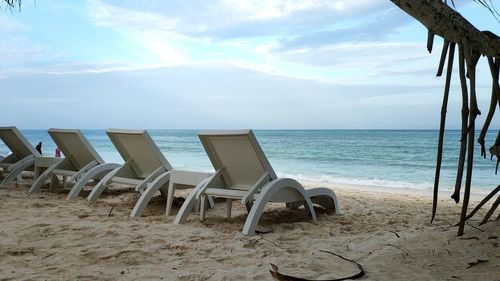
[391,0,500,57]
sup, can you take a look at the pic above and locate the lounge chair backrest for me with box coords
[48,129,105,169]
[107,129,172,178]
[199,129,277,190]
[0,126,40,159]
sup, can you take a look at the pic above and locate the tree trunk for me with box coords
[390,0,500,57]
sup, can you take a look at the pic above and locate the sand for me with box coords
[0,174,498,281]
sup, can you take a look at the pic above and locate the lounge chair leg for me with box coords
[200,195,207,221]
[66,163,120,200]
[226,199,232,218]
[62,176,68,189]
[166,181,176,216]
[50,175,56,189]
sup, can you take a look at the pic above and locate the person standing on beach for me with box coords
[55,147,61,157]
[35,142,42,154]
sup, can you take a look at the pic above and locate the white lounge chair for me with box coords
[0,126,41,187]
[174,129,341,235]
[29,129,120,199]
[87,129,171,202]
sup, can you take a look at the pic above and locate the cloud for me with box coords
[270,41,428,67]
[2,63,496,130]
[274,8,412,50]
[0,37,47,65]
[87,0,178,31]
[88,0,393,40]
[0,16,56,72]
[87,0,189,65]
[248,40,444,87]
[81,0,418,80]
[0,14,26,33]
[1,0,423,81]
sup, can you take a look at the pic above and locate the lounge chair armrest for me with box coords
[241,172,270,205]
[69,160,99,182]
[135,166,168,192]
[195,168,223,200]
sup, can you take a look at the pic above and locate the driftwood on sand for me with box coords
[269,251,365,281]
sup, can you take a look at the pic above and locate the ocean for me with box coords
[1,129,498,193]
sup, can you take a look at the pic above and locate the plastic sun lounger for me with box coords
[0,126,41,188]
[174,129,341,235]
[29,129,120,198]
[87,129,211,218]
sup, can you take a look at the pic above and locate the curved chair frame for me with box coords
[173,176,216,225]
[130,171,171,218]
[66,163,121,200]
[29,161,62,193]
[130,170,215,218]
[87,165,167,203]
[29,160,118,194]
[0,155,36,188]
[86,166,119,202]
[241,178,316,235]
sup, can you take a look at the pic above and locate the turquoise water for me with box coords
[1,130,498,192]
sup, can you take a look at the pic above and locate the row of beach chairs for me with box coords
[0,126,340,235]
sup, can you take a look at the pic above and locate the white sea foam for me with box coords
[277,172,496,194]
[278,172,438,191]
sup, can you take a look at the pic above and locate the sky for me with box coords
[0,0,499,129]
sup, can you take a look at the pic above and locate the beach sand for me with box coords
[0,174,498,280]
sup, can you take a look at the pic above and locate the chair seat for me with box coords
[170,169,212,187]
[52,169,77,177]
[112,176,144,185]
[204,187,249,199]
